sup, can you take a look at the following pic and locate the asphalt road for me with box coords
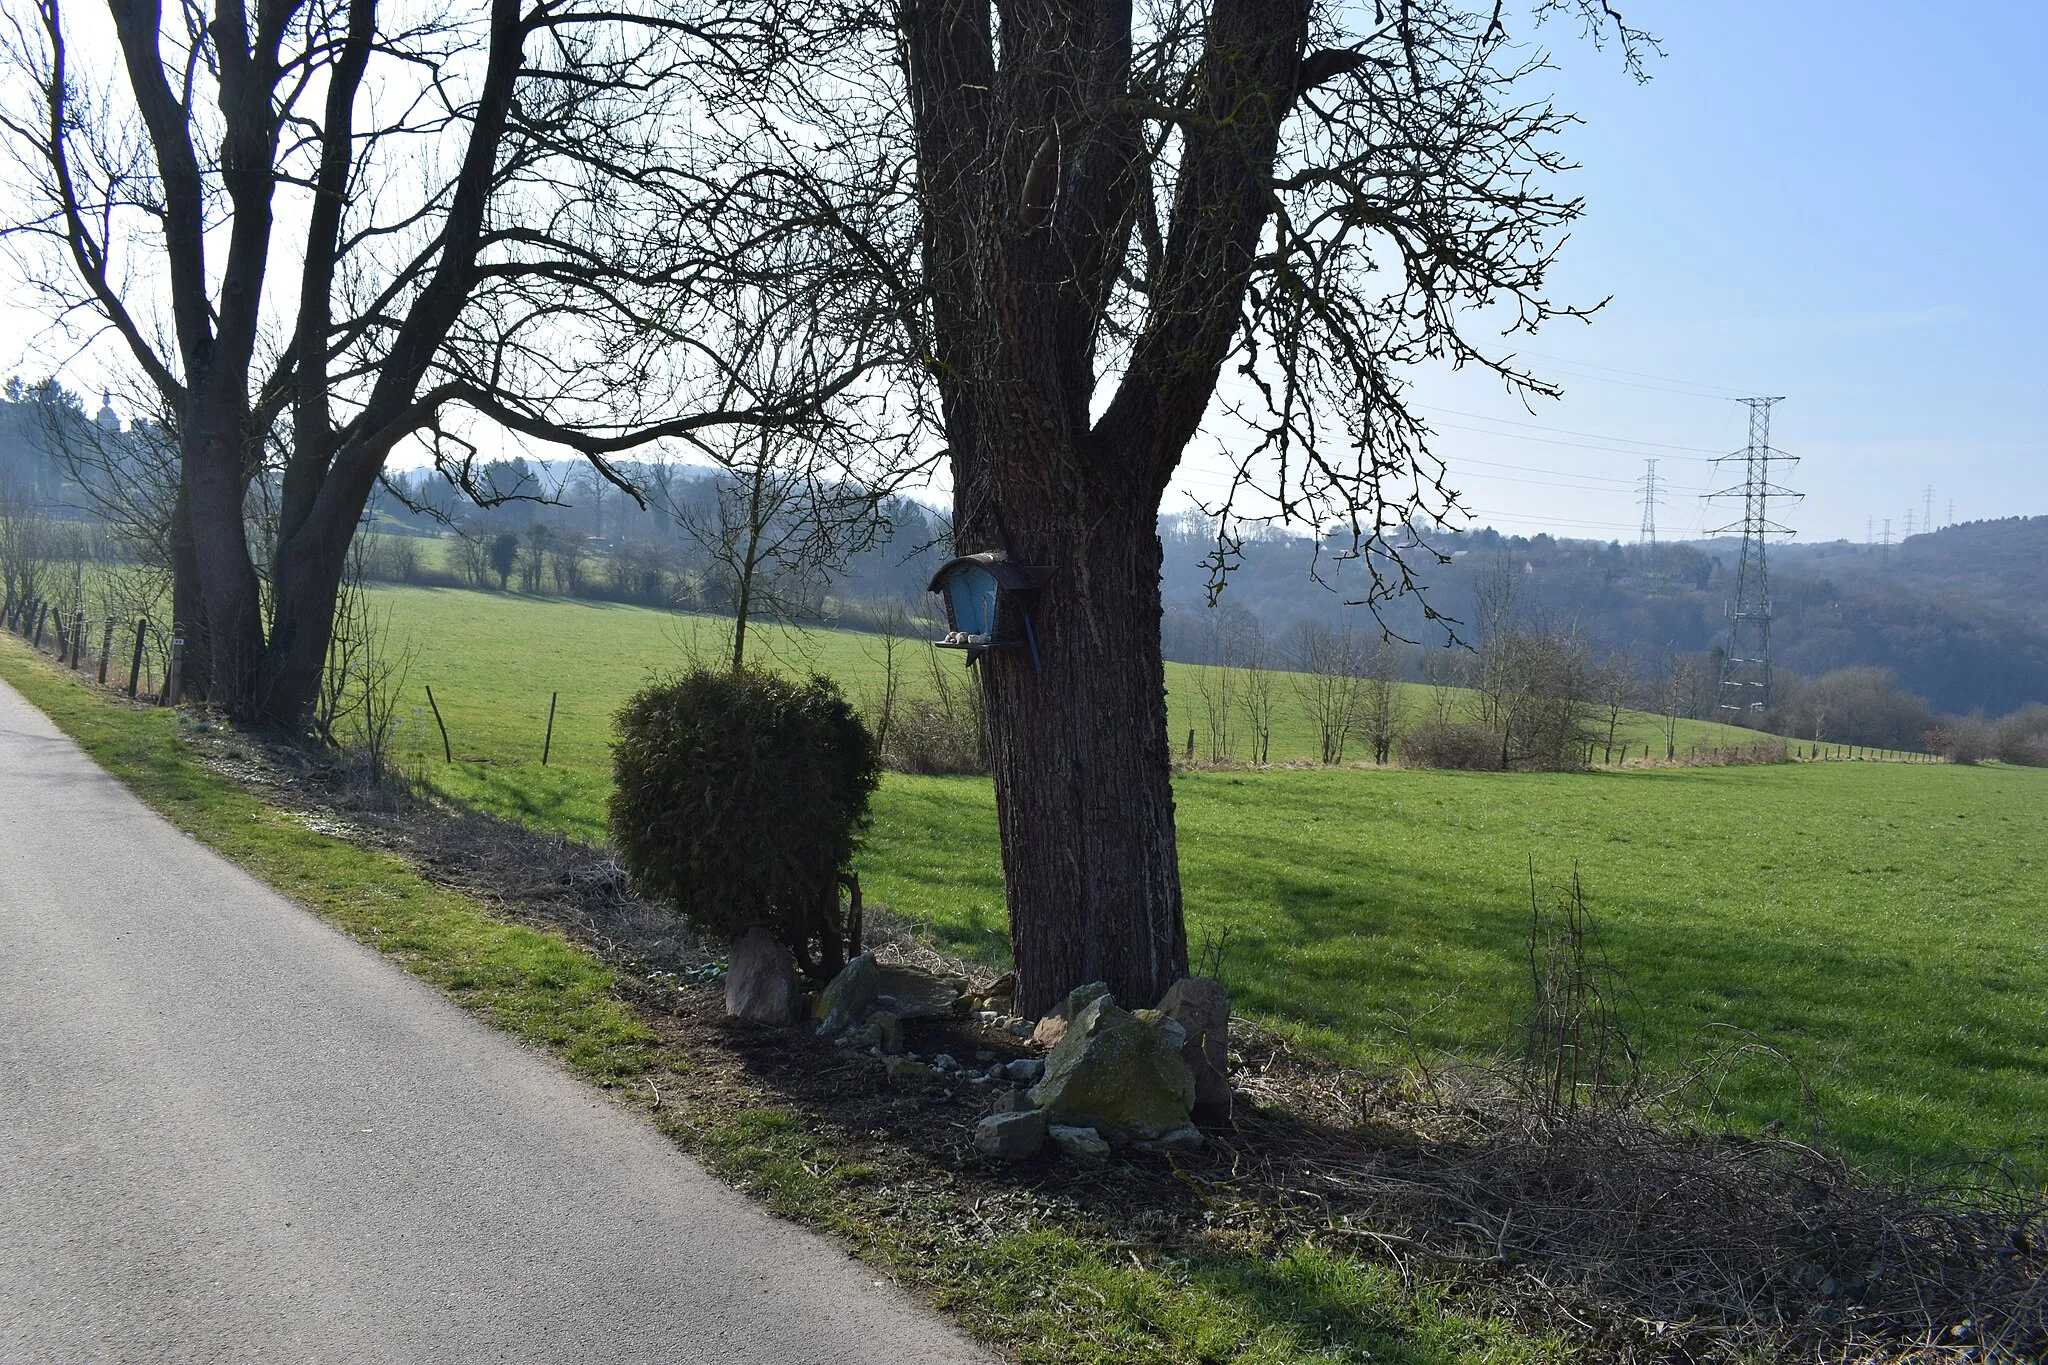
[0,679,991,1364]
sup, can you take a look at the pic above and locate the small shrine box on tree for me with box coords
[927,551,1053,669]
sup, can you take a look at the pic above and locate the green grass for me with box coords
[359,584,2048,1175]
[0,631,1568,1364]
[366,582,1760,836]
[872,764,2048,1173]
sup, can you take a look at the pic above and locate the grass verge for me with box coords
[0,633,1565,1365]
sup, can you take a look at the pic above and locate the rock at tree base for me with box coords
[1029,996,1196,1148]
[978,971,1017,1013]
[989,1087,1033,1114]
[814,953,882,1035]
[815,955,963,1037]
[844,1008,904,1054]
[1158,976,1232,1123]
[1047,1125,1110,1162]
[869,1010,904,1054]
[725,928,800,1024]
[1030,980,1112,1049]
[1133,1125,1203,1154]
[974,1109,1047,1160]
[883,1055,936,1081]
[873,964,962,1019]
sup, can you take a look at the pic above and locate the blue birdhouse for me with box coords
[927,551,1053,669]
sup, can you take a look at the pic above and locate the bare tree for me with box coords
[314,528,414,782]
[1234,618,1276,764]
[1654,648,1694,761]
[1590,648,1638,763]
[518,524,550,593]
[859,601,914,757]
[0,474,46,615]
[1491,626,1597,770]
[630,0,1652,1009]
[547,533,585,596]
[451,531,493,590]
[1,0,889,724]
[670,429,884,673]
[1471,552,1523,748]
[1356,638,1406,765]
[1193,659,1235,762]
[1293,621,1368,764]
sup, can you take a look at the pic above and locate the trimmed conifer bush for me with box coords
[610,667,878,981]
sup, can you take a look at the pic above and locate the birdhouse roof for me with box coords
[926,551,1054,594]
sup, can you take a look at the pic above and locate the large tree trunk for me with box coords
[175,404,265,711]
[968,465,1189,1020]
[255,445,391,731]
[259,528,350,731]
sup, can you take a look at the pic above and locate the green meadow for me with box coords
[366,584,2048,1172]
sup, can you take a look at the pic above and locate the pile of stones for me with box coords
[721,927,1231,1164]
[733,933,1228,1170]
[968,977,1230,1162]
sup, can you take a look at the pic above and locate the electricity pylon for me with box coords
[1707,398,1799,715]
[1637,459,1661,545]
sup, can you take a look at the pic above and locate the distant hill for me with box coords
[1157,518,2048,718]
[1768,519,2048,630]
[12,382,2041,718]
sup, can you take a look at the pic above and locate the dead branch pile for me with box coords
[1216,1024,2047,1361]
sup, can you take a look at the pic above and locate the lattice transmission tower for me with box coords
[1708,398,1800,715]
[1637,459,1661,545]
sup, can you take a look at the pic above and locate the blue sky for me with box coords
[1262,0,2048,544]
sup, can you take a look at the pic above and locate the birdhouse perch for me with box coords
[927,551,1053,670]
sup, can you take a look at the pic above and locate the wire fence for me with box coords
[2,590,179,703]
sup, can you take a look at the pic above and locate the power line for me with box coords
[1519,352,1757,400]
[1708,397,1799,715]
[1421,405,1730,455]
[1429,420,1727,466]
[1448,455,1641,486]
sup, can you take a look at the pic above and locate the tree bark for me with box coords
[965,464,1188,1019]
[178,404,266,710]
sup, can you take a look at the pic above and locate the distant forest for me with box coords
[1152,516,2048,720]
[6,382,2045,725]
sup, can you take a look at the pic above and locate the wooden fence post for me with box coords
[425,685,453,763]
[98,619,114,684]
[33,604,47,648]
[541,691,558,766]
[128,618,148,697]
[69,610,85,668]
